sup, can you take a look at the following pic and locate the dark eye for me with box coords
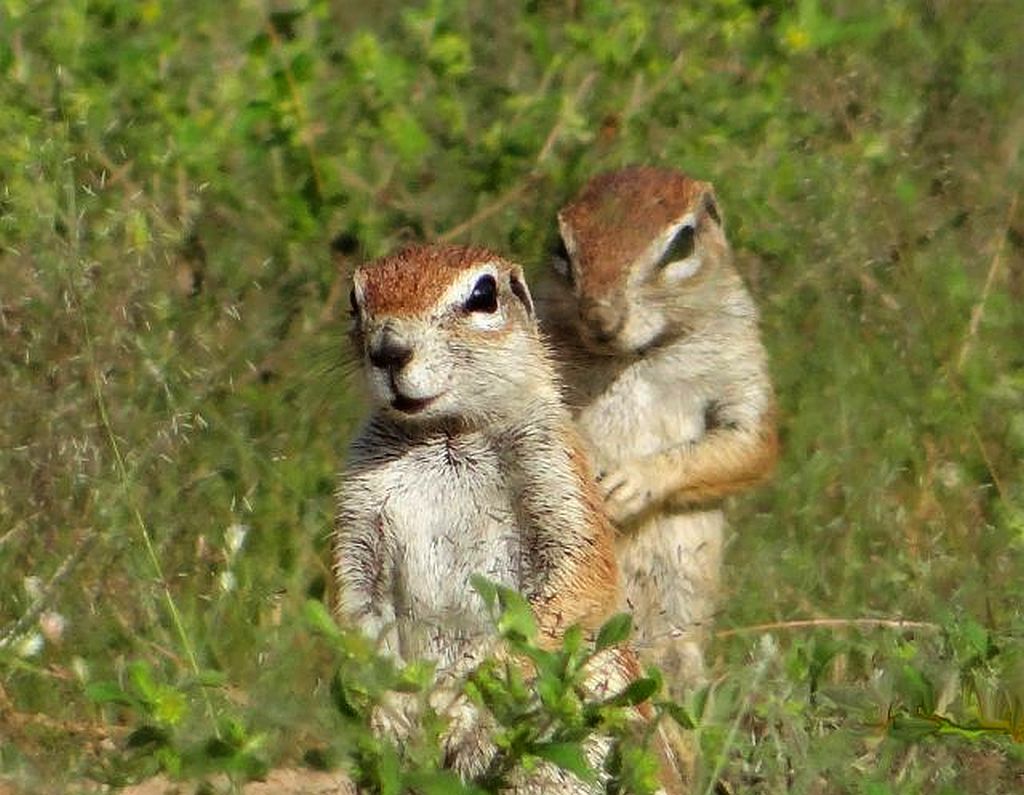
[550,236,573,282]
[655,225,695,269]
[348,287,360,317]
[464,274,498,314]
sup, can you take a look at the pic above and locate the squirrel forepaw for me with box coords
[598,467,652,523]
[370,690,420,744]
[437,693,497,778]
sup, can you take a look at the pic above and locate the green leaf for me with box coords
[517,642,560,681]
[330,671,363,719]
[405,770,489,795]
[156,746,183,778]
[536,670,565,710]
[380,108,430,163]
[304,599,343,642]
[656,700,695,730]
[247,32,270,57]
[889,713,941,741]
[217,716,248,745]
[396,658,436,692]
[268,8,304,39]
[689,684,710,722]
[462,678,483,706]
[128,660,159,704]
[290,52,315,83]
[126,723,170,749]
[896,664,936,713]
[606,676,659,707]
[377,742,401,795]
[427,32,472,77]
[470,575,498,611]
[644,664,664,696]
[595,613,633,651]
[495,585,537,641]
[194,668,228,688]
[152,686,187,727]
[84,681,134,706]
[562,624,583,655]
[610,741,661,795]
[532,742,597,784]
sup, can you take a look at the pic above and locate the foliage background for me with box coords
[1,0,1023,792]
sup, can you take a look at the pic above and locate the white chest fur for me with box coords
[372,432,521,664]
[576,354,709,467]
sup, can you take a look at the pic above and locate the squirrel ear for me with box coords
[702,191,722,227]
[509,269,534,318]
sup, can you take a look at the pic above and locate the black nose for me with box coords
[369,339,413,369]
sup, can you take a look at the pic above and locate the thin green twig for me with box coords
[715,617,939,638]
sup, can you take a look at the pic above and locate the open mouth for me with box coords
[391,393,439,414]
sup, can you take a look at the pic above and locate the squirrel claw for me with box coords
[600,467,651,523]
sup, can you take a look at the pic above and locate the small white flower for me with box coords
[225,523,249,558]
[72,656,90,682]
[757,633,778,660]
[23,576,44,601]
[937,462,963,489]
[39,611,66,644]
[15,633,44,658]
[219,570,237,592]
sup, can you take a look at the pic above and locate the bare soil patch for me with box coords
[118,769,355,795]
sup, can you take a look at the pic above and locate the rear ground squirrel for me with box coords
[539,166,778,690]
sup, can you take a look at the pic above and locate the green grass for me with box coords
[1,0,1023,792]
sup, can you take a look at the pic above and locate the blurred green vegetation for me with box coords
[1,0,1022,792]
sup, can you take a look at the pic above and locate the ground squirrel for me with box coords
[333,243,675,792]
[539,166,778,690]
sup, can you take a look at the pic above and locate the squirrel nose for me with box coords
[369,336,413,370]
[580,299,623,342]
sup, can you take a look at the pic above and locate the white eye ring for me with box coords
[661,254,703,282]
[650,213,702,282]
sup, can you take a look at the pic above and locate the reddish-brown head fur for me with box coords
[356,244,509,317]
[558,166,712,298]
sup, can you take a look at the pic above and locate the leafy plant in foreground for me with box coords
[85,660,267,782]
[80,577,698,792]
[308,576,694,794]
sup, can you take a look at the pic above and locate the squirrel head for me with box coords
[349,244,548,426]
[550,166,731,356]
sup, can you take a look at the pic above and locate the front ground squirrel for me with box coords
[333,243,681,792]
[539,166,778,690]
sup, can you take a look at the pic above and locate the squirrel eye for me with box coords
[348,287,360,317]
[464,274,498,314]
[656,225,696,270]
[550,236,573,283]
